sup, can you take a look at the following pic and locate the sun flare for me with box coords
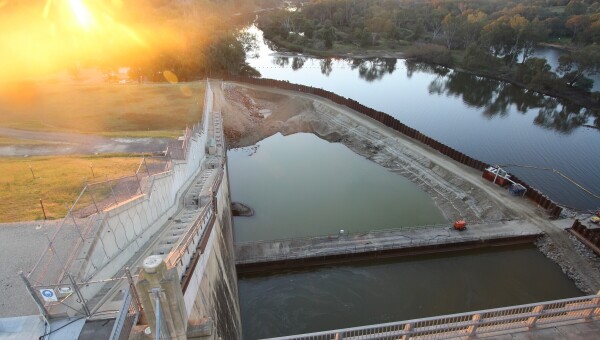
[69,0,94,29]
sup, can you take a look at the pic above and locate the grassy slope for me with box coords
[0,81,205,137]
[0,155,144,222]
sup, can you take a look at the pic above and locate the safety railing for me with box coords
[265,294,600,339]
[164,166,225,282]
[109,269,142,340]
[164,203,213,272]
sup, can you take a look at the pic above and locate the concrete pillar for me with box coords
[136,255,188,340]
[526,305,544,328]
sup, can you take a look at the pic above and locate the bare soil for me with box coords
[212,79,600,294]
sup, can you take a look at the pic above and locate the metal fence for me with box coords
[109,288,139,340]
[265,294,600,340]
[109,269,142,340]
[24,155,182,317]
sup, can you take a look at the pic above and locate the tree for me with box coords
[519,18,549,63]
[441,14,462,49]
[481,16,515,57]
[557,44,600,90]
[514,57,555,88]
[564,0,587,16]
[566,15,591,39]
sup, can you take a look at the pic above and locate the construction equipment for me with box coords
[454,220,467,231]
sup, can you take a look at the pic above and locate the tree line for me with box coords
[258,0,600,99]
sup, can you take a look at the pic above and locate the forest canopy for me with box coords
[259,0,600,92]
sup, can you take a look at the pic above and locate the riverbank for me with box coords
[260,33,599,111]
[212,79,600,294]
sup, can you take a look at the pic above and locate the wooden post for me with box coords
[39,199,47,220]
[29,165,36,179]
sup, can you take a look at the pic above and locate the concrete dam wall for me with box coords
[136,81,242,339]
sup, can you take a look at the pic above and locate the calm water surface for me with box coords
[231,27,590,340]
[244,25,600,211]
[239,245,582,339]
[229,133,445,242]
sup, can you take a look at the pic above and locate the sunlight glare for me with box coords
[69,0,94,29]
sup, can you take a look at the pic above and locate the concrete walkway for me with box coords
[235,219,542,265]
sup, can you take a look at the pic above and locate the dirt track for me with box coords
[0,127,171,156]
[211,79,600,294]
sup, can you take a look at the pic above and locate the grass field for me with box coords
[0,80,205,137]
[0,155,145,222]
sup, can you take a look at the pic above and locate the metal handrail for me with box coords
[165,203,213,268]
[164,168,225,269]
[264,294,600,340]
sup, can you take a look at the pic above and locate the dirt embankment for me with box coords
[212,80,600,294]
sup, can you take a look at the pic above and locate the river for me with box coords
[239,245,582,339]
[232,26,590,339]
[243,25,600,212]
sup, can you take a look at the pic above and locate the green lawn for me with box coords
[0,155,144,222]
[0,81,205,137]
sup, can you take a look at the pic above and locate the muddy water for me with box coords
[228,133,445,242]
[244,25,600,211]
[238,245,582,339]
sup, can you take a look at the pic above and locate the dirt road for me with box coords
[212,79,600,294]
[0,127,172,156]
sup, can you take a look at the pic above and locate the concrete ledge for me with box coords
[236,234,540,274]
[235,220,543,274]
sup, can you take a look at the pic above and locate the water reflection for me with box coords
[350,58,397,82]
[273,56,289,67]
[320,58,333,76]
[420,61,599,133]
[292,57,306,70]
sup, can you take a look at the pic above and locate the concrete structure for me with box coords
[235,219,543,272]
[4,80,241,339]
[130,83,241,339]
[4,79,600,339]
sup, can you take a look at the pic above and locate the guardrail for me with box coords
[223,75,564,218]
[165,203,214,277]
[265,294,600,340]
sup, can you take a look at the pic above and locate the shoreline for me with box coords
[260,35,599,110]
